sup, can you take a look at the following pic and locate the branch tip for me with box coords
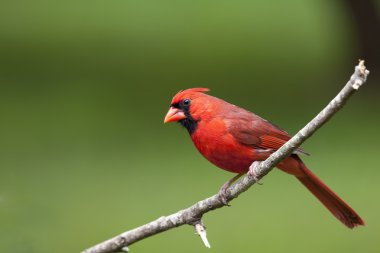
[352,60,369,90]
[121,246,129,252]
[194,222,211,248]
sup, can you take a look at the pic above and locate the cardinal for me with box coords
[164,87,364,228]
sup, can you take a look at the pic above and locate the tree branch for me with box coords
[82,61,370,253]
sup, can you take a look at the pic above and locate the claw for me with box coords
[217,173,244,206]
[248,161,263,185]
[218,182,231,206]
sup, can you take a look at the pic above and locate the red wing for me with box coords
[260,135,290,150]
[259,134,309,155]
[225,108,308,154]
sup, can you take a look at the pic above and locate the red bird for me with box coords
[164,87,364,228]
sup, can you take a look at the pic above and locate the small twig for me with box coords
[194,220,211,248]
[82,61,369,253]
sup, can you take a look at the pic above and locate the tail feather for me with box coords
[296,161,364,228]
[278,156,364,228]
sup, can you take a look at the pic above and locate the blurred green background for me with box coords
[0,1,379,253]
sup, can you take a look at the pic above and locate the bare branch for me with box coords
[82,61,369,253]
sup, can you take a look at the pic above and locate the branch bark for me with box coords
[82,61,370,253]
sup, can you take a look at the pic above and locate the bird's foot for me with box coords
[217,173,244,206]
[218,181,231,206]
[248,161,263,185]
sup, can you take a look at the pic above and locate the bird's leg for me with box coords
[247,161,263,185]
[218,173,244,206]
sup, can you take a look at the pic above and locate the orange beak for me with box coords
[164,107,186,123]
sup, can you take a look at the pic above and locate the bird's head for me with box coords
[164,87,210,134]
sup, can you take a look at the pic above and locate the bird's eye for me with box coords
[183,98,191,107]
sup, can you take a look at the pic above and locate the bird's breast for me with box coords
[190,119,263,174]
